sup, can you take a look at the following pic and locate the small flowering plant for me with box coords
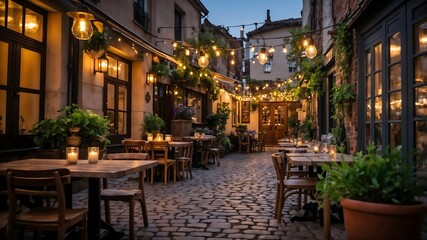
[173,104,196,120]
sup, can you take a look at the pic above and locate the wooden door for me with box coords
[259,102,287,145]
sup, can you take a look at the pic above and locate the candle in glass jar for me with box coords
[66,147,79,165]
[313,145,319,153]
[165,135,172,141]
[88,147,99,164]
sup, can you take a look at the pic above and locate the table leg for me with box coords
[88,178,101,240]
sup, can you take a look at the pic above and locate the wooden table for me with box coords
[0,158,157,239]
[286,152,352,240]
[184,135,216,169]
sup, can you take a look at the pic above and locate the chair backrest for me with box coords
[123,140,146,153]
[271,153,286,183]
[238,132,250,145]
[149,141,169,160]
[7,168,71,226]
[179,142,193,159]
[106,153,149,160]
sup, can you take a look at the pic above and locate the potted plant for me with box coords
[171,104,195,138]
[235,124,248,133]
[316,144,427,240]
[141,114,165,138]
[287,114,300,138]
[299,112,316,141]
[32,118,68,158]
[83,29,109,59]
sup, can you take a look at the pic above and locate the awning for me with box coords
[212,72,238,85]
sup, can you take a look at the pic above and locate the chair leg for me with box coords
[80,214,88,240]
[173,164,176,183]
[104,199,111,223]
[163,164,168,185]
[137,199,149,227]
[150,167,154,185]
[188,160,193,179]
[129,201,135,240]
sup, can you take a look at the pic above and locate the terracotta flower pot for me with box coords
[341,197,427,240]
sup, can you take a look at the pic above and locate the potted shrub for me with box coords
[141,114,165,138]
[32,118,68,158]
[316,144,427,240]
[83,29,109,59]
[171,104,195,138]
[235,124,248,133]
[287,114,300,138]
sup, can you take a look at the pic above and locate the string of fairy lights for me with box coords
[66,5,338,101]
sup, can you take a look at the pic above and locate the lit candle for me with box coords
[66,147,79,165]
[147,135,153,141]
[165,135,172,142]
[88,147,99,164]
[313,145,319,153]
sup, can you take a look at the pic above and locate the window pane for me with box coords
[24,9,42,41]
[415,86,427,117]
[262,105,270,125]
[19,92,39,135]
[415,55,427,84]
[374,123,382,148]
[107,84,115,109]
[374,43,382,71]
[108,57,117,77]
[118,111,126,134]
[188,92,201,123]
[374,72,382,95]
[366,99,371,121]
[375,96,382,121]
[0,0,6,27]
[389,92,402,120]
[118,86,127,111]
[389,32,401,63]
[107,110,116,135]
[0,90,6,134]
[173,87,184,105]
[20,48,41,90]
[389,64,401,90]
[365,50,371,74]
[117,61,128,81]
[415,20,427,54]
[365,124,371,147]
[0,40,7,85]
[416,121,427,162]
[366,76,371,97]
[7,0,22,33]
[390,123,401,148]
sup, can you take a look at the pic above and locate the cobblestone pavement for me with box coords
[72,148,346,239]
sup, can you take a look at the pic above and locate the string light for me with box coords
[257,47,268,65]
[282,46,288,53]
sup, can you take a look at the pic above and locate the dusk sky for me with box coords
[201,0,303,38]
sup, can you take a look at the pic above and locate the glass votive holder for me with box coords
[165,134,172,142]
[329,145,337,159]
[194,132,200,138]
[156,133,163,141]
[313,144,320,153]
[322,143,329,153]
[88,147,99,164]
[66,147,79,165]
[147,133,153,141]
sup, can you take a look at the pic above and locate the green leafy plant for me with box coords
[141,114,165,134]
[59,104,110,148]
[316,144,423,205]
[32,118,68,150]
[152,61,170,77]
[236,124,248,133]
[299,113,316,140]
[83,29,108,54]
[251,100,258,111]
[216,102,231,132]
[287,114,300,138]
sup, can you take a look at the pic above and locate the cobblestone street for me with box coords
[73,148,346,239]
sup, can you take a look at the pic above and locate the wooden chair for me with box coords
[207,135,222,166]
[271,153,317,222]
[6,168,87,240]
[149,141,177,185]
[103,153,150,239]
[0,211,8,239]
[123,139,146,153]
[238,132,251,154]
[173,142,193,179]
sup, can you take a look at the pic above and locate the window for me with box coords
[0,0,45,147]
[263,59,272,73]
[134,0,149,29]
[187,91,202,123]
[105,54,131,140]
[174,9,183,41]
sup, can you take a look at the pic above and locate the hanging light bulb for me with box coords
[302,38,309,47]
[250,45,255,52]
[198,50,209,68]
[185,48,190,56]
[282,46,288,53]
[305,44,318,59]
[67,6,94,40]
[230,58,235,65]
[257,47,268,65]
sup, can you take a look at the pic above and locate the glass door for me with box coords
[259,102,287,145]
